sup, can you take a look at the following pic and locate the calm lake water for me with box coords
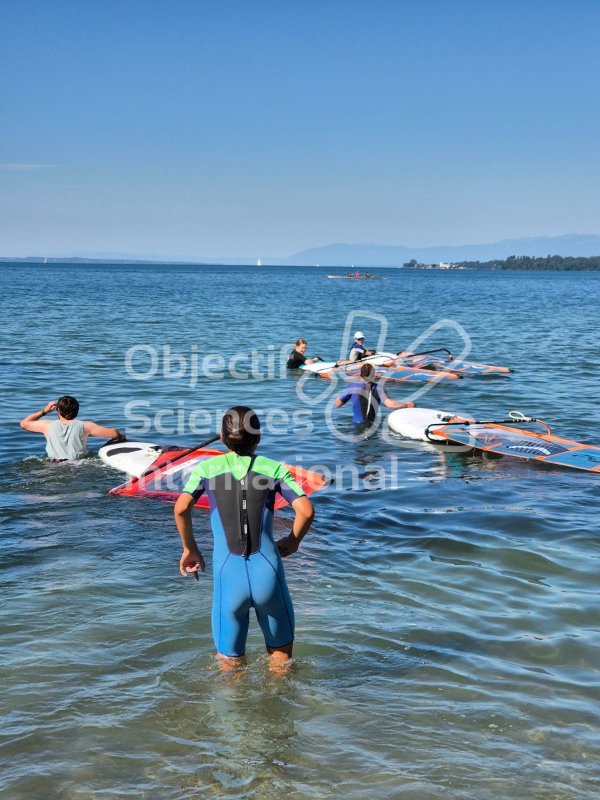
[1,263,599,799]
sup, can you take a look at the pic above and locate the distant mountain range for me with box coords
[2,234,600,267]
[278,234,600,267]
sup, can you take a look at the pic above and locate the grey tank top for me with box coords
[46,418,89,460]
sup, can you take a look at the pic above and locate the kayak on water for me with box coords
[327,274,388,280]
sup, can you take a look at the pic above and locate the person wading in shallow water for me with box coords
[173,406,315,669]
[19,395,124,461]
[335,363,414,424]
[348,331,376,362]
[286,338,321,369]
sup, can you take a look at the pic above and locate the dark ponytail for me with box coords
[221,406,261,455]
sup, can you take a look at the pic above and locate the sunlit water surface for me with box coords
[1,264,599,799]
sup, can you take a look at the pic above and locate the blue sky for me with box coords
[1,0,599,259]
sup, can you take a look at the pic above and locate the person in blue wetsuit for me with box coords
[335,363,414,423]
[173,406,315,666]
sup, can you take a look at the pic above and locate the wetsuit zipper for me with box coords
[239,455,255,559]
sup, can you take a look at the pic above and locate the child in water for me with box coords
[173,406,315,667]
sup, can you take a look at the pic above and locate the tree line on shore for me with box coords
[404,255,600,271]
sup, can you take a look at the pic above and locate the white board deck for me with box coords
[387,407,472,451]
[299,352,396,374]
[99,441,163,477]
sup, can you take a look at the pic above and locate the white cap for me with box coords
[354,330,365,340]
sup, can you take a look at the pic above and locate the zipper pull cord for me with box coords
[239,455,256,560]
[241,475,250,559]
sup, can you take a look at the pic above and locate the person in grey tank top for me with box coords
[19,395,124,461]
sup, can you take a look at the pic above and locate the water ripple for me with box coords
[1,265,600,799]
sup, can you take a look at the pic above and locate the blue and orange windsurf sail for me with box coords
[429,415,600,473]
[316,359,461,383]
[396,349,512,376]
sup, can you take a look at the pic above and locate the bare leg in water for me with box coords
[267,642,293,673]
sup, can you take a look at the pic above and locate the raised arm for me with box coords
[174,492,205,579]
[19,401,56,433]
[277,495,315,557]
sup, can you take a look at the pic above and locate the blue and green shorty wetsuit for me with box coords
[183,452,306,657]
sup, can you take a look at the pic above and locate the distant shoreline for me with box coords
[2,255,600,271]
[404,255,600,271]
[0,257,213,266]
